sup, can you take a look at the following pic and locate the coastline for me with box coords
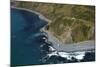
[11,6,51,23]
[11,6,95,52]
[42,27,95,52]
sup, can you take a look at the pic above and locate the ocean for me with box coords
[11,7,95,66]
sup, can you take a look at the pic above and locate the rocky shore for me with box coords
[12,6,95,53]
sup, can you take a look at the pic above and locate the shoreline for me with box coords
[11,6,51,23]
[42,27,95,52]
[11,6,95,52]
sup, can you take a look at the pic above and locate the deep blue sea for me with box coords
[11,8,95,66]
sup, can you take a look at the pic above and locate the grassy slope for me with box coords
[15,1,95,43]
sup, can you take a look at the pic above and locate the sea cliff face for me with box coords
[15,1,95,44]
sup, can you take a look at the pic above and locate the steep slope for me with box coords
[15,1,95,44]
